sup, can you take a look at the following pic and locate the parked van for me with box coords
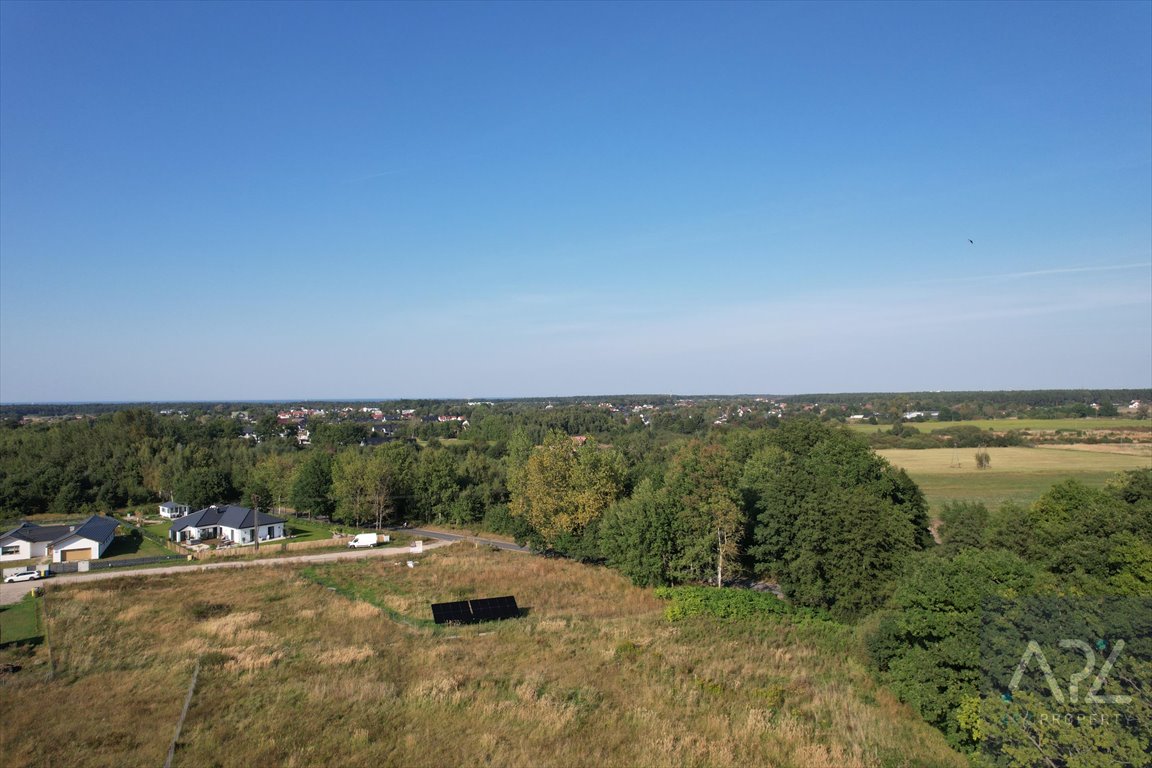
[348,533,378,548]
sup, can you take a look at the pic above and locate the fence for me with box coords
[183,534,353,560]
[48,554,183,574]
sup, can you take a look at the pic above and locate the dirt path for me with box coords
[0,538,462,605]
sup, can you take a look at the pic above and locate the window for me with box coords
[2,545,20,556]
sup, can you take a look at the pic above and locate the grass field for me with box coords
[877,445,1151,513]
[851,417,1150,435]
[0,546,964,768]
[0,593,41,646]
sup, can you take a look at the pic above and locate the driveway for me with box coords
[0,529,527,606]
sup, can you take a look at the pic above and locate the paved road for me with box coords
[0,529,527,605]
[399,527,531,553]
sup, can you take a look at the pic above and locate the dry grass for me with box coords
[877,445,1151,514]
[0,547,965,768]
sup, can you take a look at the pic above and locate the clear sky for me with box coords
[1,1,1149,402]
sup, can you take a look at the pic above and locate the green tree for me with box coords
[290,450,334,518]
[174,466,233,509]
[868,548,1039,749]
[509,431,624,550]
[332,443,416,529]
[331,450,374,527]
[599,479,677,586]
[245,453,297,514]
[742,419,931,618]
[255,414,282,443]
[415,448,460,523]
[662,441,744,586]
[938,500,989,553]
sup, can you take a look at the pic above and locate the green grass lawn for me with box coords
[100,533,175,561]
[144,521,172,538]
[0,593,41,646]
[283,516,342,542]
[878,445,1151,513]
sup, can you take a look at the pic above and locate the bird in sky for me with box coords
[968,239,974,244]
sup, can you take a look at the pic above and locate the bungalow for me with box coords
[168,505,285,546]
[159,501,192,519]
[0,515,120,563]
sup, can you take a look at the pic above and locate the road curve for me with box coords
[1,529,527,606]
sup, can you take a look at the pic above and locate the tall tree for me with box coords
[599,479,677,586]
[662,440,744,585]
[509,431,624,549]
[742,419,932,618]
[415,448,460,523]
[290,450,334,518]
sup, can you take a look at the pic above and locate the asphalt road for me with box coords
[0,529,528,605]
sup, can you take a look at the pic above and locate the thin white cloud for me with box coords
[919,262,1152,285]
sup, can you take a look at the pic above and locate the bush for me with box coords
[653,586,811,621]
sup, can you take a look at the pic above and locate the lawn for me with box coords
[0,593,41,646]
[282,515,342,542]
[101,532,176,561]
[0,546,965,768]
[877,445,1151,513]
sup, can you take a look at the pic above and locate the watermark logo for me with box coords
[1008,639,1131,705]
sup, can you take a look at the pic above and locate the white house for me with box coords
[159,501,192,519]
[0,516,120,563]
[168,505,285,546]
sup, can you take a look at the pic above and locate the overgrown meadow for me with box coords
[0,545,963,768]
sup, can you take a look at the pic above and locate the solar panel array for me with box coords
[431,595,519,625]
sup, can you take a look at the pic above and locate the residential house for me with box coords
[168,505,285,546]
[159,501,192,519]
[0,516,120,563]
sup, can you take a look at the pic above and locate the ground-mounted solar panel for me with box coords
[431,600,472,624]
[431,595,520,625]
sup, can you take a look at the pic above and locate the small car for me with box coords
[4,569,41,583]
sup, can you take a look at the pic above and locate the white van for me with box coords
[347,533,378,548]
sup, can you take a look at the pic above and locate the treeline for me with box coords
[0,410,243,517]
[6,388,1147,426]
[867,470,1152,764]
[787,391,1147,421]
[503,420,933,620]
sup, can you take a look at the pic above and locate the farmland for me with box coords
[0,545,964,768]
[877,444,1152,512]
[851,417,1148,435]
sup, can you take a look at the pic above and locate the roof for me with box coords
[66,515,120,543]
[170,505,284,533]
[159,501,187,509]
[1,516,118,545]
[1,522,72,543]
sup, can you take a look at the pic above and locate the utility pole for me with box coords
[250,493,260,553]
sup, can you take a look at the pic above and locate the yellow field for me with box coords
[877,445,1151,512]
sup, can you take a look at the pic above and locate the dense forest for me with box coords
[0,401,1148,765]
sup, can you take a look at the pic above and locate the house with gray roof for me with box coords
[168,505,285,546]
[0,515,121,563]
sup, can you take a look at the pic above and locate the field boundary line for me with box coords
[164,658,201,768]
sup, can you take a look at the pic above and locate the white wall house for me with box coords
[168,505,285,546]
[0,516,120,563]
[50,516,120,563]
[159,501,192,519]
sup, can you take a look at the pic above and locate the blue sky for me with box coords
[1,1,1149,402]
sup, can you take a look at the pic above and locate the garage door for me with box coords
[61,548,91,562]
